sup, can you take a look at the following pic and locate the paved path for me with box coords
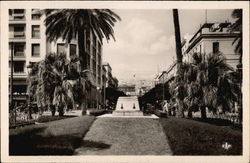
[75,117,172,155]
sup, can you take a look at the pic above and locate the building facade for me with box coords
[9,9,111,108]
[9,9,47,105]
[182,22,240,69]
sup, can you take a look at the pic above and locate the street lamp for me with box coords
[96,86,100,109]
[162,71,166,111]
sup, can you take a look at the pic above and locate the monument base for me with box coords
[112,110,144,116]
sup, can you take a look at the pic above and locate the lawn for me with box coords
[9,116,96,155]
[160,117,242,155]
[75,117,172,155]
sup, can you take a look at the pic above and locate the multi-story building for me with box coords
[9,9,107,108]
[103,62,112,87]
[9,9,46,105]
[182,22,240,70]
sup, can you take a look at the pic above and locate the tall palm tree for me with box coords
[44,9,120,69]
[44,9,120,114]
[172,9,184,118]
[230,9,242,60]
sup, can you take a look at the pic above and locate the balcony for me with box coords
[14,31,25,37]
[9,14,26,23]
[9,32,26,41]
[10,52,26,61]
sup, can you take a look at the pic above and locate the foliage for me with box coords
[36,115,76,123]
[140,83,171,107]
[229,9,242,58]
[181,52,240,119]
[44,9,120,71]
[87,109,106,116]
[105,87,126,107]
[27,53,85,116]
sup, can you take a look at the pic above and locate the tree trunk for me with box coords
[81,101,87,115]
[201,106,207,120]
[173,9,184,118]
[78,29,86,71]
[50,105,56,116]
[58,106,64,116]
[176,98,185,118]
[188,108,193,118]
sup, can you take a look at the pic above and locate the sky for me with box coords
[103,9,235,85]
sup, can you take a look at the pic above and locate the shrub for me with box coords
[87,109,106,116]
[154,110,167,117]
[36,115,76,123]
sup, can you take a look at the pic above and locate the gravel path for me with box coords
[75,117,172,155]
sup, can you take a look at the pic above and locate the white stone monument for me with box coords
[113,96,143,116]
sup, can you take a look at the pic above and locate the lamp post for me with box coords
[96,86,100,109]
[10,42,16,124]
[162,71,166,111]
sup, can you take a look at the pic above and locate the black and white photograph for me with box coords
[1,1,249,163]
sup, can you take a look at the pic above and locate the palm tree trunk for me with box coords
[78,29,88,115]
[201,106,207,120]
[173,9,184,118]
[78,29,86,70]
[188,108,192,118]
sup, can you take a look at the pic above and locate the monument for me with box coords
[113,96,143,116]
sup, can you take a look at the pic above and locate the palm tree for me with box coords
[230,9,242,123]
[44,9,120,114]
[186,52,239,120]
[44,9,120,69]
[230,9,242,60]
[172,9,184,118]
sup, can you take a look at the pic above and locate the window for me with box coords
[57,44,66,54]
[32,44,40,57]
[14,43,25,56]
[14,9,24,14]
[31,9,41,20]
[14,26,25,37]
[13,9,25,20]
[213,42,219,53]
[13,61,25,73]
[70,44,77,56]
[32,25,40,38]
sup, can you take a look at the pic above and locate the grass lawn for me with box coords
[160,117,242,155]
[9,116,96,155]
[75,118,172,155]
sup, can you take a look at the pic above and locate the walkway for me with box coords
[75,117,172,155]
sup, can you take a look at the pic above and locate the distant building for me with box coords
[103,62,118,89]
[182,22,240,69]
[118,84,136,96]
[155,62,177,86]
